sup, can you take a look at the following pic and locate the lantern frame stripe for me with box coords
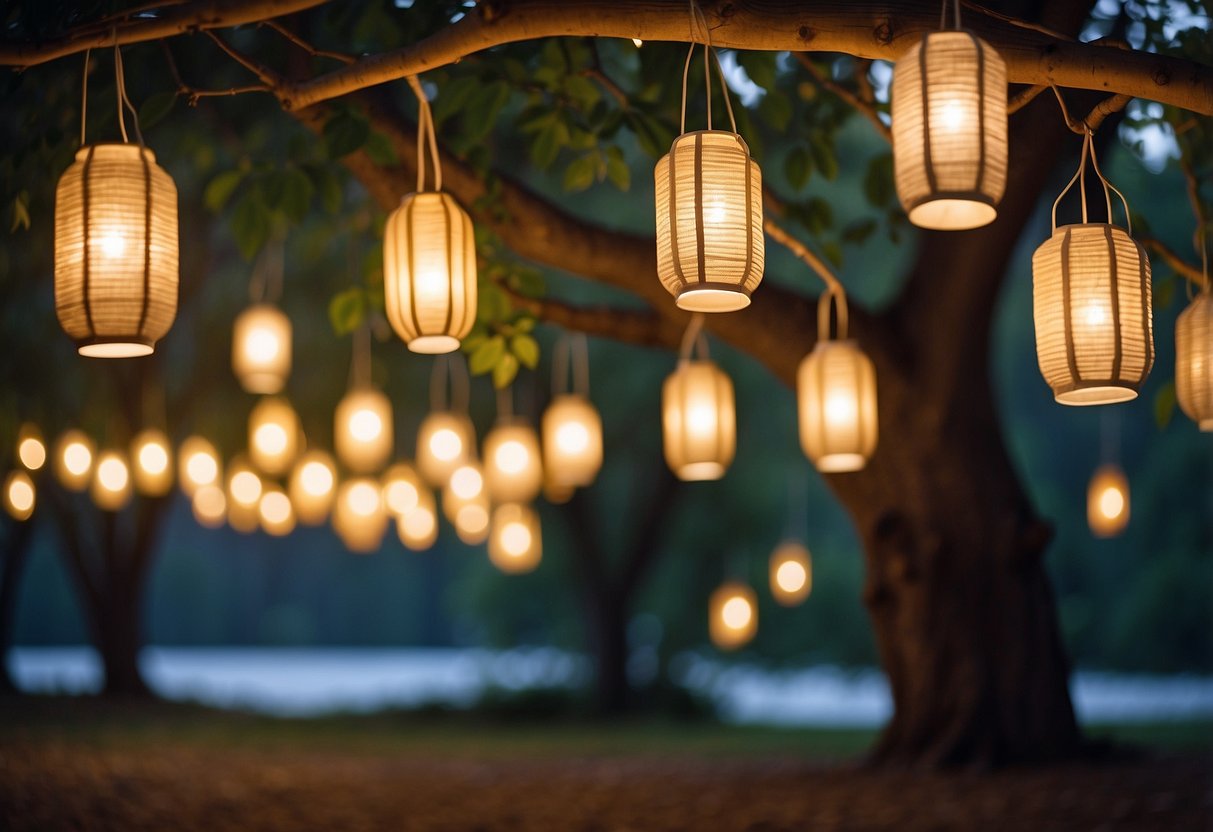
[973,34,987,195]
[137,148,152,338]
[1138,247,1153,371]
[441,195,455,335]
[694,134,706,284]
[81,145,96,337]
[918,37,937,195]
[404,197,423,337]
[1105,225,1123,379]
[742,140,754,282]
[668,145,687,288]
[1060,229,1079,382]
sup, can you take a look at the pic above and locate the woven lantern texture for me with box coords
[233,304,292,394]
[709,582,757,651]
[1176,292,1213,431]
[891,27,1008,230]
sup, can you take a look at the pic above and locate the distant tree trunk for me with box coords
[587,587,630,714]
[0,517,36,695]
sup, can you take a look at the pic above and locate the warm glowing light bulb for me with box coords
[456,503,489,536]
[18,437,46,471]
[349,408,383,442]
[687,403,716,434]
[137,441,168,475]
[1098,486,1125,520]
[501,520,532,557]
[776,560,807,594]
[449,464,483,500]
[399,504,437,549]
[347,481,380,516]
[430,428,462,461]
[187,452,217,486]
[254,423,289,456]
[938,100,966,132]
[824,393,856,426]
[246,328,280,363]
[98,232,125,258]
[192,484,226,527]
[230,470,262,506]
[495,440,529,475]
[5,472,35,519]
[301,461,333,496]
[259,489,292,525]
[721,596,752,630]
[554,422,589,455]
[64,442,92,476]
[97,456,129,492]
[1084,303,1106,327]
[703,194,728,225]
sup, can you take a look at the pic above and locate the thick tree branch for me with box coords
[510,295,682,351]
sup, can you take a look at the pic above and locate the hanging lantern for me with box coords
[662,318,735,481]
[488,503,542,574]
[769,541,812,606]
[383,77,477,354]
[178,436,220,497]
[797,290,878,473]
[484,420,543,504]
[258,484,295,537]
[443,460,490,545]
[233,304,292,394]
[289,449,336,525]
[55,430,95,492]
[709,581,757,651]
[541,396,602,488]
[397,485,438,551]
[1087,464,1130,538]
[4,471,35,521]
[226,456,263,534]
[130,428,173,496]
[417,411,475,486]
[248,396,301,476]
[335,387,393,474]
[655,23,763,312]
[383,462,425,518]
[91,449,132,512]
[891,2,1008,232]
[333,477,387,553]
[1033,132,1152,405]
[192,483,226,528]
[1176,291,1213,431]
[16,424,46,471]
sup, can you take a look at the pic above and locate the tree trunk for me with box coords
[0,518,35,695]
[589,590,630,715]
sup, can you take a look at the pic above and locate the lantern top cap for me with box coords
[75,142,156,162]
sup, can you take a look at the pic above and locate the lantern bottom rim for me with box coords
[675,283,752,313]
[676,461,726,481]
[906,195,997,231]
[1054,384,1139,406]
[78,338,155,358]
[814,452,868,473]
[408,335,462,354]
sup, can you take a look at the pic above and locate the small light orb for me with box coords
[398,502,438,551]
[92,451,132,512]
[192,484,226,528]
[179,436,220,497]
[769,541,812,606]
[494,440,529,475]
[254,423,288,456]
[449,464,483,501]
[347,480,381,517]
[17,426,46,471]
[230,470,263,507]
[186,451,217,487]
[484,421,543,503]
[4,471,35,520]
[1087,464,1130,538]
[138,442,168,475]
[289,450,337,526]
[721,596,753,630]
[97,456,129,492]
[349,409,383,442]
[431,429,462,461]
[709,581,758,650]
[488,503,542,573]
[259,487,295,536]
[301,461,334,496]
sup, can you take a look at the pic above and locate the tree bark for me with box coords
[0,517,35,695]
[589,589,631,715]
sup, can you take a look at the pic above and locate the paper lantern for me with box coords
[54,144,178,356]
[4,471,35,521]
[1087,464,1129,538]
[484,420,543,503]
[333,477,387,553]
[16,424,46,471]
[233,304,291,394]
[709,581,757,650]
[289,450,336,526]
[662,359,735,481]
[91,449,132,512]
[226,456,262,534]
[55,430,95,491]
[383,462,425,518]
[416,411,475,486]
[445,486,490,546]
[191,483,226,528]
[1176,292,1213,431]
[131,428,173,496]
[248,396,300,476]
[178,436,220,497]
[542,395,603,488]
[488,503,542,574]
[769,541,812,607]
[891,31,1007,230]
[335,387,393,474]
[258,484,295,537]
[397,485,438,552]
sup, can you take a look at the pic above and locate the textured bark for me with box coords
[0,517,35,695]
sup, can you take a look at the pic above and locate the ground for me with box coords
[0,698,1210,831]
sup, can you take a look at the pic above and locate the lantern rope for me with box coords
[939,0,962,30]
[406,74,442,193]
[80,49,91,146]
[349,323,371,389]
[429,354,470,413]
[496,385,513,420]
[678,0,737,135]
[678,313,709,362]
[1049,118,1133,235]
[552,333,591,398]
[249,235,285,303]
[113,42,144,146]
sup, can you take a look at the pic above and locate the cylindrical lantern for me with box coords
[383,462,424,517]
[131,428,173,496]
[542,395,603,488]
[91,449,132,512]
[335,387,393,474]
[333,477,387,553]
[416,410,475,486]
[488,503,542,574]
[17,424,46,471]
[662,349,735,481]
[248,396,300,476]
[710,581,757,651]
[258,484,295,537]
[797,292,878,473]
[55,430,95,492]
[397,486,438,552]
[178,436,220,497]
[289,449,336,526]
[232,304,292,394]
[1033,132,1152,405]
[1176,292,1213,431]
[4,470,35,521]
[445,486,490,545]
[226,456,263,534]
[769,541,812,607]
[484,420,543,504]
[54,144,178,356]
[1087,464,1130,538]
[192,483,226,528]
[891,30,1007,230]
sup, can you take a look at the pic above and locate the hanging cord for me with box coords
[429,354,470,413]
[816,286,850,343]
[248,234,286,303]
[551,333,591,398]
[939,0,962,30]
[349,323,371,389]
[678,313,710,363]
[678,0,738,135]
[782,467,809,539]
[406,75,442,193]
[113,41,144,146]
[1048,101,1132,235]
[80,48,91,146]
[496,385,514,421]
[1197,225,1210,297]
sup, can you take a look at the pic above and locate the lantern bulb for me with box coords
[775,560,807,594]
[187,452,217,486]
[347,481,380,516]
[64,442,92,476]
[494,440,529,475]
[721,596,753,630]
[18,437,46,471]
[137,442,168,475]
[301,461,333,496]
[349,409,383,442]
[1098,486,1125,520]
[430,429,462,461]
[246,328,280,362]
[97,457,128,492]
[554,422,589,455]
[449,465,483,500]
[254,423,289,456]
[192,484,226,527]
[230,470,262,506]
[5,472,35,519]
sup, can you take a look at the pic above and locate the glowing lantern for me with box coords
[442,460,490,544]
[397,486,438,551]
[226,456,263,534]
[484,420,543,503]
[289,450,336,526]
[769,541,812,606]
[797,290,878,473]
[55,430,95,492]
[91,450,132,512]
[542,396,603,489]
[191,483,226,528]
[130,428,172,496]
[662,321,735,481]
[232,304,291,394]
[891,12,1008,230]
[178,436,220,497]
[248,396,300,476]
[1033,131,1152,405]
[1176,291,1213,431]
[16,424,46,471]
[335,387,393,474]
[710,581,757,650]
[333,477,387,553]
[417,411,475,487]
[1087,464,1130,538]
[258,484,295,537]
[4,471,35,521]
[488,503,542,574]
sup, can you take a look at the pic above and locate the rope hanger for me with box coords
[406,74,442,193]
[80,40,145,147]
[678,0,738,135]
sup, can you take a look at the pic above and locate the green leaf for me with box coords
[785,146,811,191]
[492,353,519,389]
[808,132,839,181]
[605,147,630,190]
[267,168,314,222]
[530,120,567,170]
[324,110,370,159]
[469,335,506,375]
[230,191,271,260]
[204,170,245,213]
[477,281,511,324]
[328,288,366,336]
[305,164,343,214]
[841,218,878,245]
[459,81,510,147]
[138,91,176,131]
[511,334,540,369]
[1154,380,1177,429]
[563,153,598,192]
[758,92,792,132]
[564,74,601,110]
[863,153,894,207]
[432,75,479,126]
[364,131,398,167]
[737,51,778,90]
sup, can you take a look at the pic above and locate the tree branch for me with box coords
[260,19,355,66]
[509,294,682,351]
[160,39,272,105]
[1141,237,1205,286]
[794,53,890,142]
